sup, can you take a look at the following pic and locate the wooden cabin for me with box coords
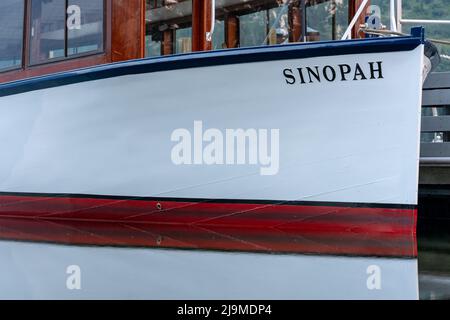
[0,0,369,83]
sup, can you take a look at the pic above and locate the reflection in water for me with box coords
[0,218,417,258]
[418,219,450,300]
[0,218,419,300]
[0,241,418,300]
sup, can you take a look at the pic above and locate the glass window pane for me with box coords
[175,27,192,53]
[30,0,66,65]
[239,11,268,48]
[0,0,24,71]
[146,26,163,56]
[212,0,291,50]
[306,0,349,41]
[145,0,193,57]
[212,19,225,50]
[67,0,104,56]
[268,6,290,45]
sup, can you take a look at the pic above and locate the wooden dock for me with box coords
[420,72,450,186]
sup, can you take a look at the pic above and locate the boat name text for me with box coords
[283,61,384,85]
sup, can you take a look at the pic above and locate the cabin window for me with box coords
[210,0,350,50]
[0,0,25,72]
[212,0,291,50]
[29,0,104,65]
[239,5,290,47]
[145,0,193,56]
[239,11,269,48]
[67,0,104,56]
[212,19,225,50]
[144,0,350,56]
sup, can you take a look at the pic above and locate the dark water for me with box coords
[0,197,448,300]
[418,221,450,300]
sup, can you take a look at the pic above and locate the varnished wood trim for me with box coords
[225,14,239,49]
[192,0,212,52]
[0,54,109,84]
[162,30,174,55]
[111,0,145,62]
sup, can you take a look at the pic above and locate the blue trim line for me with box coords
[0,36,422,98]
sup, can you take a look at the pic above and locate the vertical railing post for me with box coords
[390,0,397,31]
[397,0,403,32]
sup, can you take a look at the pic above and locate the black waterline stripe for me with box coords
[0,191,417,210]
[423,87,450,91]
[0,238,418,260]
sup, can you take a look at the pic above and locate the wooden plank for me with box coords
[111,0,145,62]
[422,89,450,107]
[421,142,450,157]
[422,116,450,132]
[424,72,450,90]
[192,0,212,52]
[225,14,239,49]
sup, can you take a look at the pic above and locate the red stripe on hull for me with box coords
[0,195,415,231]
[0,194,417,257]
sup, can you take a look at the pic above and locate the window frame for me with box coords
[27,0,106,67]
[0,0,27,73]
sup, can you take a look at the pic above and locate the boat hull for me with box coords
[0,37,424,240]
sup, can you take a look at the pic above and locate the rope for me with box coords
[360,27,450,46]
[441,54,450,61]
[431,39,450,46]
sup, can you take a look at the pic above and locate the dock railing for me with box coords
[421,72,450,164]
[420,72,450,186]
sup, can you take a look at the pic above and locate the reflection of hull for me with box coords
[0,216,417,257]
[0,35,425,238]
[0,239,419,299]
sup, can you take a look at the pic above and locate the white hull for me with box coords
[0,43,424,206]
